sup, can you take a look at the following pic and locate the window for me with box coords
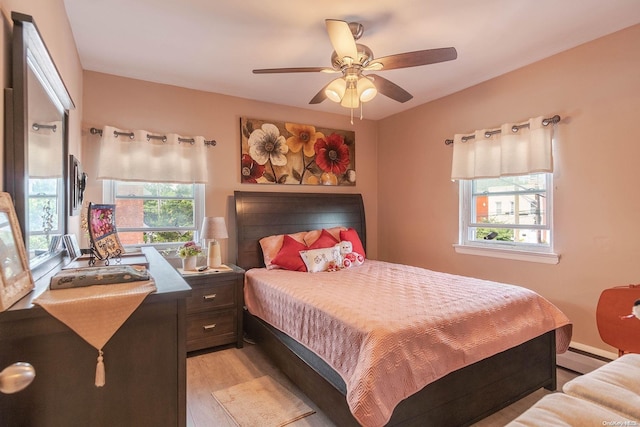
[457,173,557,263]
[103,181,204,247]
[28,178,64,261]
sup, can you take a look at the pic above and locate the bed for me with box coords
[234,191,572,427]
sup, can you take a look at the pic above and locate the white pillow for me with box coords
[299,246,341,273]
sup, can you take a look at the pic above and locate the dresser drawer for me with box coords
[185,279,235,314]
[186,309,237,352]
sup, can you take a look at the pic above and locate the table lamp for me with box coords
[200,217,228,268]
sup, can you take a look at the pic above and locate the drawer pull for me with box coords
[203,324,217,330]
[203,294,217,301]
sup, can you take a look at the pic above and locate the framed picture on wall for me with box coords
[68,155,87,216]
[240,117,356,186]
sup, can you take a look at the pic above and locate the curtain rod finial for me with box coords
[542,115,561,126]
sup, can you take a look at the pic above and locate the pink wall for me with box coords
[3,0,639,356]
[81,72,379,264]
[378,24,640,355]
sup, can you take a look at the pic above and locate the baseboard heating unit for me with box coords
[556,343,616,374]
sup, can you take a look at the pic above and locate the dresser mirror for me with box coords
[5,12,75,276]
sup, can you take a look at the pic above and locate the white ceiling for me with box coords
[62,0,640,121]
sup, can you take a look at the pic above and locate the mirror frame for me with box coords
[5,12,75,278]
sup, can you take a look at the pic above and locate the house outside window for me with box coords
[457,173,558,263]
[103,180,204,247]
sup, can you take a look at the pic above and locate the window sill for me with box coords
[453,244,560,264]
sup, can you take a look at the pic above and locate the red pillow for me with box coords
[308,228,339,249]
[340,228,366,257]
[271,235,309,271]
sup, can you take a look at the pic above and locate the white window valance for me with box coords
[450,116,555,180]
[96,125,209,183]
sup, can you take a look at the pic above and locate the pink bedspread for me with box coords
[244,260,572,427]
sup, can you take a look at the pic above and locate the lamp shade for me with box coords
[200,216,228,241]
[357,77,377,102]
[341,86,360,108]
[325,78,346,103]
[201,217,227,268]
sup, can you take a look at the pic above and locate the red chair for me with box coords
[596,285,640,356]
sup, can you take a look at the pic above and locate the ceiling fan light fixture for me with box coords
[325,78,346,103]
[341,86,359,108]
[357,77,377,102]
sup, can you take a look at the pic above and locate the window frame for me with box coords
[455,173,559,264]
[103,180,205,249]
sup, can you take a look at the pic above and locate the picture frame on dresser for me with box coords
[0,192,34,311]
[87,203,124,260]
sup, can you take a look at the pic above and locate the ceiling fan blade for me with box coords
[368,74,413,103]
[326,19,357,60]
[253,67,331,74]
[309,84,328,104]
[371,47,457,71]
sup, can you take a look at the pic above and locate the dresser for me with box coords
[181,264,244,352]
[0,247,191,427]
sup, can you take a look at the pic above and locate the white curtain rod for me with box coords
[444,115,560,146]
[89,127,217,146]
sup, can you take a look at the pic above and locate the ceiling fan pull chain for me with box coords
[350,107,354,125]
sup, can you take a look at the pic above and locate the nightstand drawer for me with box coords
[186,309,237,351]
[185,279,235,313]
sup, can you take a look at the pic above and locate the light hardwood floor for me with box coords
[187,342,578,426]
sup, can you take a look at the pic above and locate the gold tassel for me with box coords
[95,350,105,387]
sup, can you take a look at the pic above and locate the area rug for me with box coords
[212,375,315,426]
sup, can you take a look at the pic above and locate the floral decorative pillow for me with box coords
[299,246,341,273]
[259,231,307,269]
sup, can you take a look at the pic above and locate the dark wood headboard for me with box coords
[234,191,366,271]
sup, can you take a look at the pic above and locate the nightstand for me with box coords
[180,264,244,352]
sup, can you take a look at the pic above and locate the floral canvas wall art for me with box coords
[240,118,355,185]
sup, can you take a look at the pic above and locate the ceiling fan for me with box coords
[253,19,457,109]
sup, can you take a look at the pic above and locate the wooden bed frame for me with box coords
[234,191,557,426]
